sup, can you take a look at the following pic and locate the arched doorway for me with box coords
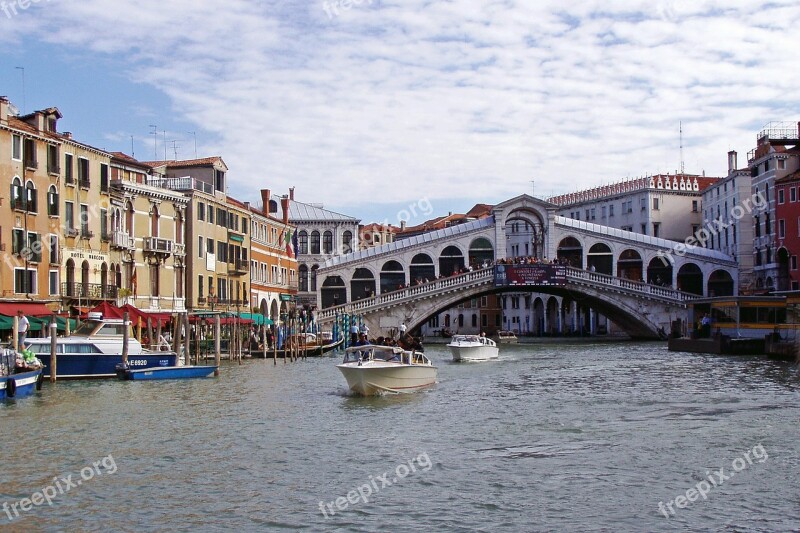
[351,268,376,301]
[468,238,494,268]
[321,276,346,308]
[380,261,405,293]
[647,257,673,287]
[81,260,90,296]
[556,237,582,268]
[439,246,465,276]
[409,253,435,284]
[707,270,734,297]
[101,262,109,298]
[533,297,545,336]
[677,263,703,295]
[270,300,279,322]
[546,297,559,336]
[587,243,613,275]
[617,249,643,280]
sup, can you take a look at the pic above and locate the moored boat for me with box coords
[336,345,437,395]
[448,334,499,362]
[24,312,177,379]
[1,349,43,400]
[495,330,519,344]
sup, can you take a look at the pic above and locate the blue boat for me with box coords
[1,350,43,400]
[24,313,177,379]
[115,365,218,381]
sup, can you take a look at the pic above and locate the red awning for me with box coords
[0,302,53,317]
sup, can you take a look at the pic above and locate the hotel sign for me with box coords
[494,264,567,287]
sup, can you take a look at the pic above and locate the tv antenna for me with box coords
[187,131,197,159]
[170,140,180,160]
[679,121,685,175]
[149,125,158,159]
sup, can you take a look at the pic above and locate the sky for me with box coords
[2,0,800,226]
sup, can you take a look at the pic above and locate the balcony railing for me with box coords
[25,158,38,170]
[111,231,135,250]
[66,228,80,238]
[61,282,118,300]
[80,229,94,239]
[143,237,174,255]
[228,259,249,275]
[146,176,215,195]
[48,164,60,175]
[65,175,75,185]
[79,178,90,189]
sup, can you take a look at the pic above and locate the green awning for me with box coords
[229,234,244,243]
[239,313,273,325]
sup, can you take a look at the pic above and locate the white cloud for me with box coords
[4,0,800,214]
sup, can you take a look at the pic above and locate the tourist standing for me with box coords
[17,310,29,351]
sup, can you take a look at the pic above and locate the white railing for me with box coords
[112,231,135,250]
[318,266,695,323]
[143,237,175,254]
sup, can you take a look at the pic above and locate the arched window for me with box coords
[342,230,353,254]
[25,181,37,213]
[175,210,184,244]
[311,231,321,255]
[10,177,23,210]
[126,201,134,234]
[151,205,160,237]
[323,231,333,254]
[299,264,309,292]
[310,265,319,291]
[298,231,309,254]
[47,185,59,216]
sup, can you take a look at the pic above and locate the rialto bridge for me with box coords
[315,195,738,339]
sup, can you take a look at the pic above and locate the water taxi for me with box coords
[448,334,499,362]
[336,345,437,395]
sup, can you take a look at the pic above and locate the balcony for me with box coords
[48,164,60,175]
[173,243,186,256]
[61,282,118,300]
[65,175,75,186]
[25,158,38,170]
[80,229,94,239]
[146,176,215,195]
[143,236,175,256]
[66,228,80,238]
[228,259,249,276]
[79,178,90,190]
[111,231,135,250]
[197,297,207,305]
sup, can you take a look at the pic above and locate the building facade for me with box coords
[745,122,800,292]
[250,189,298,321]
[775,170,800,291]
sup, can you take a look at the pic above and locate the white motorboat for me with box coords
[495,330,519,344]
[448,334,499,362]
[336,345,437,396]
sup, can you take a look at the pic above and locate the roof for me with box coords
[288,199,360,223]
[5,116,113,156]
[548,174,721,206]
[361,222,396,232]
[140,156,227,169]
[776,169,800,184]
[324,216,494,268]
[466,203,494,218]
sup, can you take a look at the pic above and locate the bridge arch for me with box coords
[380,260,405,293]
[410,253,435,284]
[646,257,673,288]
[502,206,547,259]
[351,267,376,301]
[556,236,583,268]
[321,275,347,308]
[617,249,643,281]
[677,263,703,295]
[587,243,613,275]
[439,245,465,276]
[707,269,734,297]
[468,237,494,267]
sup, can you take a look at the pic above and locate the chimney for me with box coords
[281,197,290,224]
[63,132,72,139]
[0,96,8,122]
[727,151,737,173]
[289,187,295,201]
[260,189,271,213]
[400,220,406,231]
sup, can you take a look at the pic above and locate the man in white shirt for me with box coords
[399,322,407,337]
[17,310,29,351]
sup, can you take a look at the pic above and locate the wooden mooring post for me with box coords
[49,314,57,383]
[214,315,221,376]
[122,311,130,367]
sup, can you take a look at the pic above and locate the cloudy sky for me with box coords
[2,0,799,225]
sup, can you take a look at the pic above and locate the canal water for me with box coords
[1,342,799,532]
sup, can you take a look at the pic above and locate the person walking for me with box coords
[17,310,29,352]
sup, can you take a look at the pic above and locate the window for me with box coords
[601,206,606,218]
[779,189,785,204]
[640,198,646,210]
[65,201,74,230]
[217,241,226,262]
[585,209,590,220]
[11,134,21,160]
[779,219,785,239]
[100,164,109,192]
[653,198,659,210]
[765,213,771,234]
[298,231,308,254]
[214,169,225,192]
[47,185,59,216]
[792,256,798,270]
[10,176,23,210]
[23,138,37,168]
[323,231,333,254]
[197,203,205,221]
[25,181,37,213]
[49,271,59,296]
[778,159,786,170]
[208,205,214,224]
[12,228,24,255]
[198,236,204,258]
[754,216,760,237]
[609,204,614,217]
[207,238,214,255]
[78,157,90,188]
[342,230,353,254]
[47,144,60,174]
[64,154,74,184]
[100,208,108,239]
[641,223,647,234]
[311,231,320,254]
[49,235,58,264]
[653,222,660,238]
[792,188,797,203]
[198,275,204,298]
[14,268,36,294]
[692,200,698,212]
[80,204,89,236]
[590,208,595,220]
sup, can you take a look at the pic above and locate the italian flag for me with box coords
[284,229,295,258]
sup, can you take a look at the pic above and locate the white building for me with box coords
[700,151,754,294]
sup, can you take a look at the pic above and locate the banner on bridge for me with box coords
[494,264,567,287]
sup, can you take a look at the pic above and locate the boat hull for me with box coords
[0,369,42,400]
[117,365,217,380]
[336,363,437,395]
[37,352,177,379]
[449,344,499,362]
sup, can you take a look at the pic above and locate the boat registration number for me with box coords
[129,360,148,366]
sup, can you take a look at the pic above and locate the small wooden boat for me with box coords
[115,364,217,380]
[253,333,343,358]
[495,330,519,344]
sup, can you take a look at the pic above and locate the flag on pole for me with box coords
[285,229,295,258]
[130,268,138,298]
